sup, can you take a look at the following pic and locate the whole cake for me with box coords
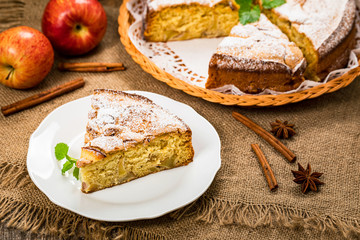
[144,0,239,41]
[206,14,306,93]
[142,0,357,91]
[77,89,194,193]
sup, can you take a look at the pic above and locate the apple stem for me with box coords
[5,67,14,80]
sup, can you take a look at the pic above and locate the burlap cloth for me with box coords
[0,0,359,239]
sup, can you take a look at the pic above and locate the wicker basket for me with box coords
[118,1,360,107]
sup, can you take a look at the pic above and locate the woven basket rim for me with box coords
[118,0,360,107]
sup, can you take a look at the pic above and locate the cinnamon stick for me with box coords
[232,111,296,162]
[58,62,125,72]
[1,77,85,116]
[251,144,278,191]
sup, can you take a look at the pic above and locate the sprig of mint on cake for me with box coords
[55,143,79,180]
[236,0,286,25]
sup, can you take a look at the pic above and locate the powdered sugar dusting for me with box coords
[85,90,189,153]
[147,0,226,11]
[274,0,355,52]
[215,15,305,73]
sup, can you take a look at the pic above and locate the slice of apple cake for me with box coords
[77,89,194,193]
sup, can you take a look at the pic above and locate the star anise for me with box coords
[270,120,296,139]
[292,163,324,193]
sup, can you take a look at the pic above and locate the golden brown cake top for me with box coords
[84,89,190,154]
[273,0,356,57]
[215,14,306,73]
[147,0,235,11]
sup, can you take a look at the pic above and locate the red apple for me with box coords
[0,26,54,89]
[42,0,107,56]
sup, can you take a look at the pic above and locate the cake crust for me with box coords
[317,23,357,79]
[317,0,356,60]
[207,54,304,93]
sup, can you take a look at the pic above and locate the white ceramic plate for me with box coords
[27,91,221,222]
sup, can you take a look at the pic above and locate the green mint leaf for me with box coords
[66,155,77,164]
[239,5,261,25]
[61,161,74,175]
[55,143,69,160]
[56,142,80,180]
[73,167,80,180]
[262,0,286,9]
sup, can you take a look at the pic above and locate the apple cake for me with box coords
[142,0,357,91]
[206,14,306,93]
[143,0,239,42]
[77,89,194,193]
[263,0,356,81]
